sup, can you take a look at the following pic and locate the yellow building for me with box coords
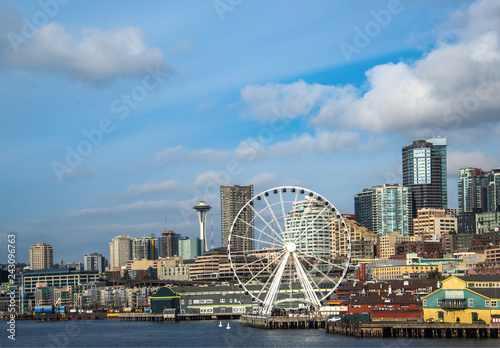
[378,231,421,259]
[422,275,500,324]
[331,216,377,260]
[372,264,442,281]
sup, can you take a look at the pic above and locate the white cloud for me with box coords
[448,150,499,176]
[1,18,169,81]
[245,173,280,189]
[240,0,500,136]
[127,179,180,196]
[67,200,180,217]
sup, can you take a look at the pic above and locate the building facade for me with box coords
[488,169,500,212]
[109,235,132,270]
[354,188,373,232]
[158,230,180,258]
[331,215,377,260]
[84,252,107,273]
[29,243,53,270]
[372,184,413,236]
[179,237,203,260]
[458,167,491,214]
[220,185,254,252]
[413,208,457,241]
[402,138,447,218]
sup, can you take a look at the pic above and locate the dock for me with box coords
[240,315,326,329]
[326,321,500,339]
[118,313,241,322]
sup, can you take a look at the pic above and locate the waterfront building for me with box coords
[220,185,254,252]
[458,167,491,214]
[285,195,334,259]
[109,235,132,270]
[354,188,373,231]
[29,243,53,270]
[402,138,448,217]
[413,208,457,241]
[331,215,377,260]
[84,252,107,273]
[158,230,180,258]
[178,237,203,260]
[422,275,500,324]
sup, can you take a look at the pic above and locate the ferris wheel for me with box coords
[227,186,351,316]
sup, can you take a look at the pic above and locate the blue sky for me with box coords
[1,0,499,264]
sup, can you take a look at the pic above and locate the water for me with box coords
[2,320,499,347]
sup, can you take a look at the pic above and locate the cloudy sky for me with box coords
[1,0,499,264]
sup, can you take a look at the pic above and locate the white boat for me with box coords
[218,321,223,327]
[226,323,231,330]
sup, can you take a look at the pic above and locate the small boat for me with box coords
[218,321,223,327]
[226,323,231,330]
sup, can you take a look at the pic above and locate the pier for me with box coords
[326,321,500,339]
[240,315,326,329]
[118,313,241,322]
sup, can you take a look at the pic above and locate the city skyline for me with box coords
[1,0,500,263]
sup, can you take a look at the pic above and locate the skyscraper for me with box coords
[131,237,152,260]
[354,188,373,231]
[29,243,53,270]
[402,138,447,217]
[221,184,254,252]
[179,236,203,260]
[157,230,180,258]
[488,168,500,212]
[84,252,107,273]
[458,167,490,214]
[109,235,131,270]
[372,184,413,236]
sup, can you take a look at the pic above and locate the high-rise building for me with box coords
[354,188,373,231]
[402,138,447,217]
[458,167,490,214]
[84,252,107,273]
[284,195,334,259]
[221,185,254,252]
[109,235,132,270]
[158,230,180,258]
[29,243,53,270]
[131,237,153,260]
[488,169,500,212]
[331,215,377,260]
[179,237,203,260]
[372,184,413,236]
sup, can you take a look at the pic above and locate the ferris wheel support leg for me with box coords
[262,252,290,316]
[292,253,321,310]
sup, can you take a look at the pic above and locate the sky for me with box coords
[1,0,499,265]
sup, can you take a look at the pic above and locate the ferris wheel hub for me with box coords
[286,241,296,253]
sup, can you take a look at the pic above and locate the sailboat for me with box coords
[226,322,231,330]
[218,321,223,327]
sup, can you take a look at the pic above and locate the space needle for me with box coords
[193,201,212,253]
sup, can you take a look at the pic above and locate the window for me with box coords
[492,301,498,307]
[423,299,427,307]
[485,300,490,307]
[468,298,474,307]
[437,298,442,306]
[220,299,225,303]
